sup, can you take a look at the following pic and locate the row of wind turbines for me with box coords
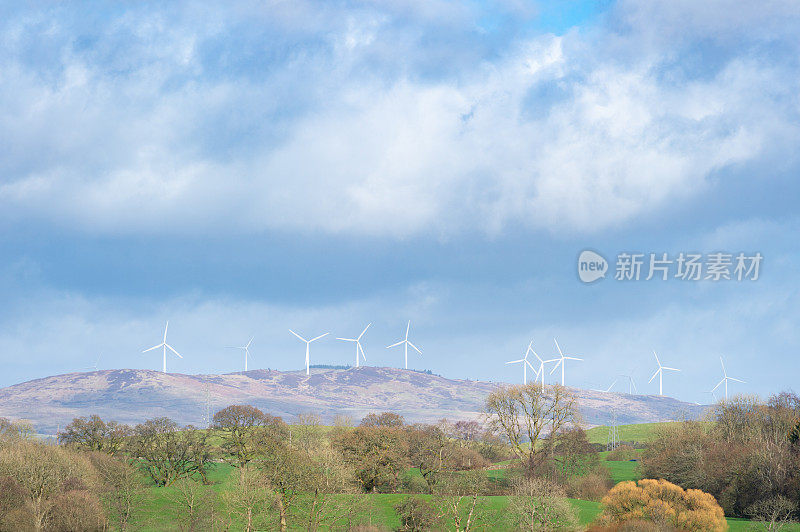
[506,338,745,400]
[139,322,744,401]
[141,320,422,376]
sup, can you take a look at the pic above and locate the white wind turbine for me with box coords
[649,350,680,396]
[386,321,422,370]
[142,321,183,373]
[592,379,618,393]
[85,353,102,372]
[337,323,371,368]
[289,330,329,375]
[506,341,538,384]
[712,356,745,400]
[226,336,254,372]
[619,373,638,394]
[549,338,583,386]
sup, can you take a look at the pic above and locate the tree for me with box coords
[293,412,322,456]
[0,441,101,531]
[434,470,490,532]
[453,420,481,442]
[212,405,287,467]
[129,418,212,487]
[406,424,449,493]
[594,479,727,532]
[58,415,130,455]
[0,417,34,445]
[360,412,405,428]
[394,496,438,531]
[223,466,274,532]
[484,383,578,472]
[87,452,144,531]
[507,476,579,531]
[258,441,311,531]
[332,425,408,493]
[170,478,217,531]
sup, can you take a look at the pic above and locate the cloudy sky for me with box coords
[1,0,798,402]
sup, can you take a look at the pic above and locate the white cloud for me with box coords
[0,1,797,237]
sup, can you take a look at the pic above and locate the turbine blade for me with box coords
[309,332,329,342]
[164,321,169,341]
[142,344,162,353]
[166,344,183,359]
[289,330,306,342]
[565,357,583,361]
[358,343,366,360]
[405,320,411,338]
[719,356,726,376]
[662,367,680,371]
[648,369,660,383]
[653,350,660,366]
[337,337,355,342]
[712,380,723,392]
[554,338,563,356]
[408,341,422,354]
[506,359,524,364]
[247,337,254,348]
[729,377,745,383]
[525,360,536,371]
[549,359,562,375]
[358,323,372,340]
[386,340,404,349]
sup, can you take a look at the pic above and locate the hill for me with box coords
[0,367,708,433]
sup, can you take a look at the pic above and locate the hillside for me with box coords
[0,367,708,433]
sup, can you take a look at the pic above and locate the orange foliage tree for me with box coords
[593,478,727,532]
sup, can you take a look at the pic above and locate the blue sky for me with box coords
[1,0,799,403]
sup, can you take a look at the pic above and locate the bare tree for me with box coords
[129,418,212,487]
[484,383,578,471]
[58,415,130,455]
[223,465,274,532]
[87,452,144,531]
[212,405,287,467]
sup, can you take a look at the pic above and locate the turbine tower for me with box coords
[226,336,254,372]
[648,350,680,396]
[549,338,583,386]
[85,353,102,372]
[289,330,329,375]
[337,323,371,368]
[712,356,745,400]
[386,321,422,370]
[506,341,537,384]
[142,321,183,373]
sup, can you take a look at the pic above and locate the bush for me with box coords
[606,445,638,461]
[593,479,727,532]
[507,476,580,531]
[566,469,612,501]
[394,496,438,531]
[47,490,106,532]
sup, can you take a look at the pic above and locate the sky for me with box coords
[0,0,799,403]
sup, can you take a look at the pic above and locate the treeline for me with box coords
[641,391,800,523]
[0,383,609,531]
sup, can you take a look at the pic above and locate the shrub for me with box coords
[47,490,106,532]
[566,469,612,501]
[394,496,438,531]
[606,445,638,461]
[593,479,727,532]
[507,476,580,531]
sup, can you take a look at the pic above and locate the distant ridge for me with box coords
[0,367,707,434]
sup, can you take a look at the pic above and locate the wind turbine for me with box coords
[337,323,371,368]
[226,336,254,372]
[289,330,329,375]
[85,353,102,372]
[619,373,638,394]
[648,350,680,396]
[549,338,583,386]
[142,321,183,373]
[386,321,422,370]
[712,356,745,400]
[592,379,618,393]
[506,341,537,384]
